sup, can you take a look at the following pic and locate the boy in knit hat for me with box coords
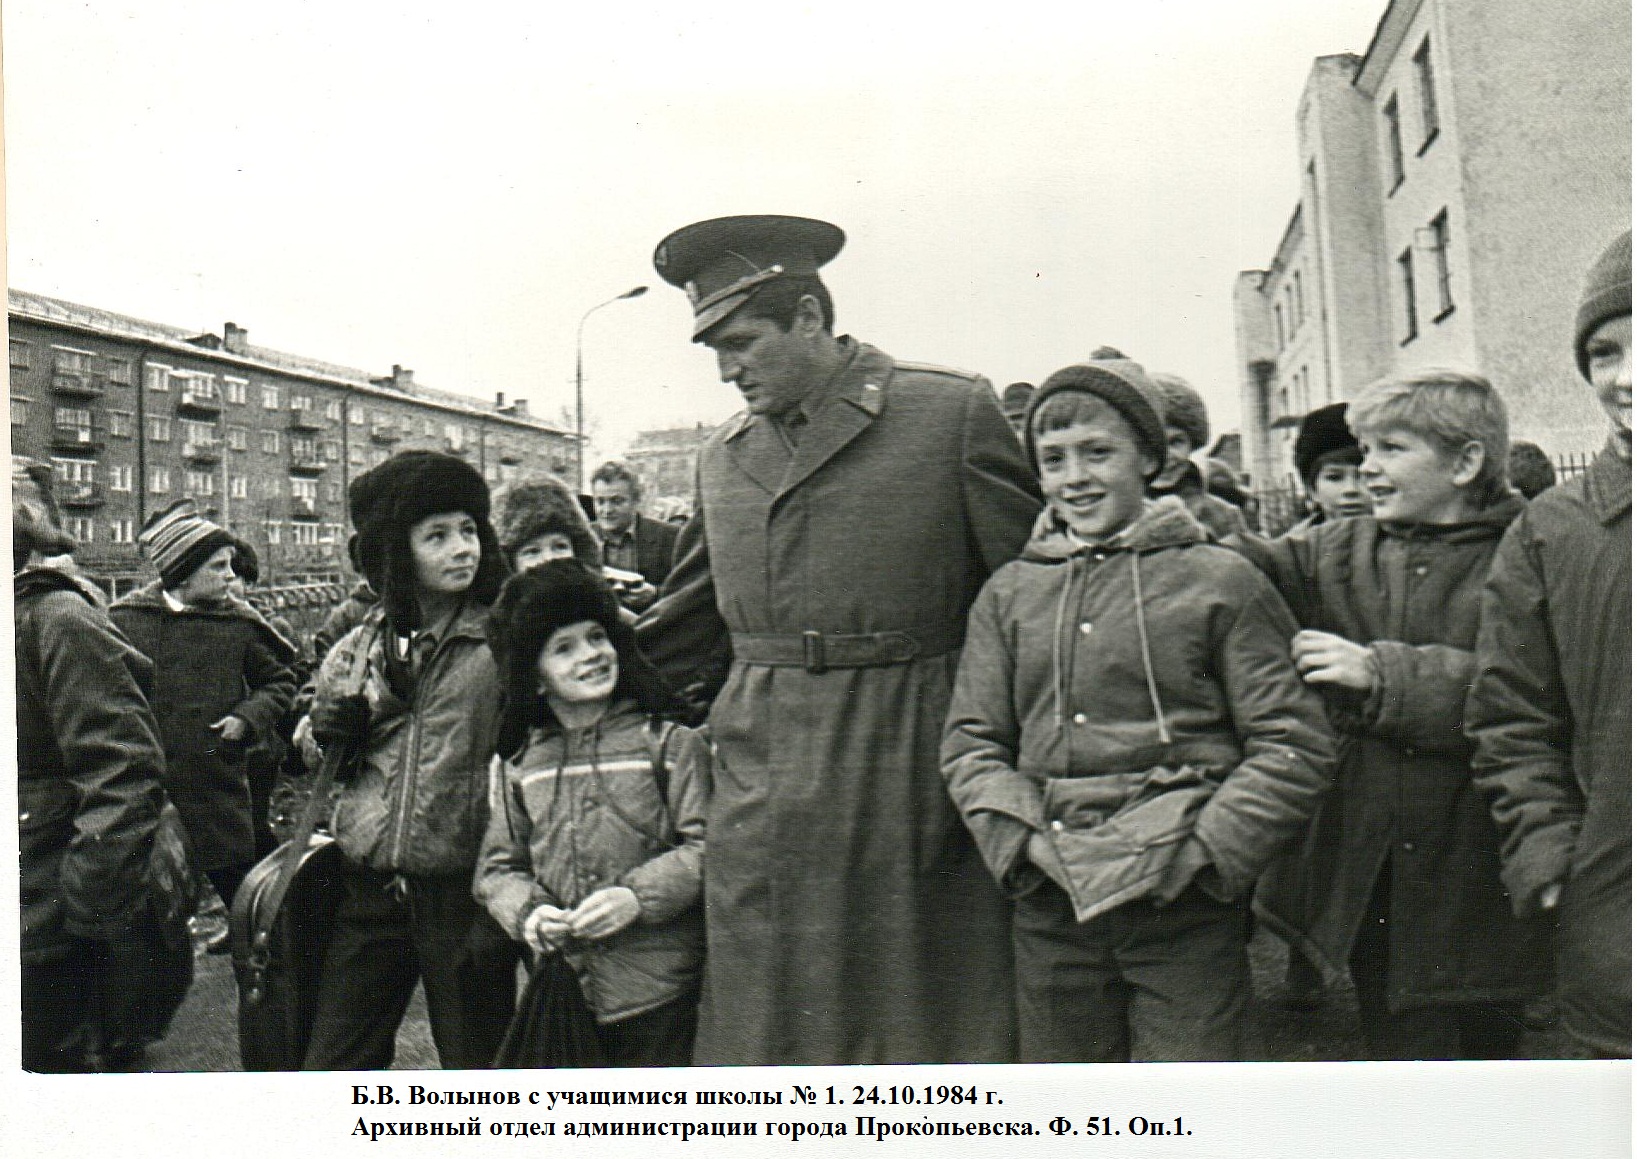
[942,354,1335,1062]
[1133,368,1247,540]
[1468,228,1631,1059]
[111,500,297,930]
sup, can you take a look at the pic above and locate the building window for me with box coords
[1291,269,1304,321]
[291,477,318,502]
[53,458,97,486]
[110,518,135,544]
[181,418,217,446]
[291,393,312,412]
[110,465,133,492]
[262,430,281,454]
[227,425,249,451]
[230,475,249,500]
[146,364,172,392]
[106,358,132,386]
[265,520,282,546]
[1429,209,1455,319]
[1273,302,1286,351]
[107,410,134,437]
[423,417,436,437]
[224,376,248,405]
[11,397,29,426]
[52,348,96,376]
[262,384,281,410]
[349,403,364,425]
[65,516,94,543]
[1413,38,1440,150]
[291,436,318,461]
[185,470,216,497]
[1383,94,1405,192]
[325,399,343,421]
[149,468,172,494]
[148,416,172,442]
[290,522,320,546]
[324,481,343,503]
[10,339,30,368]
[1397,247,1418,343]
[320,439,341,461]
[349,445,365,465]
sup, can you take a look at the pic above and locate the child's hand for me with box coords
[1291,630,1378,692]
[211,714,250,744]
[567,887,641,941]
[522,904,572,954]
[1538,882,1564,912]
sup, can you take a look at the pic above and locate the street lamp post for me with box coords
[575,285,648,491]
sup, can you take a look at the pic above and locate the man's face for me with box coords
[1586,313,1632,440]
[174,544,236,607]
[1036,400,1155,541]
[592,478,638,537]
[701,313,814,417]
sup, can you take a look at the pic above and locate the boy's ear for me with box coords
[1449,439,1486,488]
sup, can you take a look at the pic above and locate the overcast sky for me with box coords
[6,0,1390,461]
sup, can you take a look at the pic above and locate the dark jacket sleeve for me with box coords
[622,726,710,924]
[959,377,1043,574]
[942,574,1046,889]
[1193,566,1338,900]
[230,624,299,743]
[1225,526,1323,626]
[1361,640,1477,756]
[636,474,732,701]
[1466,512,1578,912]
[635,516,682,588]
[30,592,168,940]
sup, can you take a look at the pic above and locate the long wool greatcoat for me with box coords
[1238,500,1554,1012]
[638,338,1042,1064]
[111,583,297,870]
[1467,441,1632,1057]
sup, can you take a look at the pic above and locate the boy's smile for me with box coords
[538,619,619,707]
[1586,313,1632,440]
[1035,400,1154,541]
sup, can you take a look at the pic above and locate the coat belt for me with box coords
[730,626,961,673]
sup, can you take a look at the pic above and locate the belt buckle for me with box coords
[802,630,828,674]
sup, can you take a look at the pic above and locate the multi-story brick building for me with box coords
[1233,0,1630,492]
[622,422,714,517]
[10,289,576,595]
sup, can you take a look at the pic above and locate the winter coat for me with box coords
[312,582,377,667]
[637,337,1042,1064]
[1151,460,1250,541]
[111,582,297,870]
[306,601,501,877]
[1467,440,1631,1056]
[474,703,708,1023]
[602,514,681,589]
[1237,499,1555,1012]
[18,567,169,963]
[943,498,1336,924]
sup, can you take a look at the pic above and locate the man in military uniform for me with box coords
[637,215,1042,1064]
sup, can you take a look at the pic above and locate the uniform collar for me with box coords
[723,336,888,443]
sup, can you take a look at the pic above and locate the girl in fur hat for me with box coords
[297,450,518,1070]
[476,560,709,1066]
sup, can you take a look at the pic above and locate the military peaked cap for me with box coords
[653,215,845,337]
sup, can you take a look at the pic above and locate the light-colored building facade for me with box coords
[622,422,714,518]
[10,290,576,594]
[1235,0,1630,492]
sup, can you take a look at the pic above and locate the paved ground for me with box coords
[144,915,1387,1071]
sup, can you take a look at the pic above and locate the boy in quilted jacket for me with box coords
[475,560,709,1067]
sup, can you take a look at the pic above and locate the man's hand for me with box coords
[1291,630,1379,693]
[522,904,573,954]
[210,714,250,744]
[567,887,641,941]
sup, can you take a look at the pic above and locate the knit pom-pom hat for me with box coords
[1149,371,1211,451]
[1023,352,1169,481]
[1575,229,1631,379]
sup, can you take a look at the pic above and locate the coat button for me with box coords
[1050,820,1065,832]
[1402,840,1417,853]
[1072,712,1087,725]
[1079,621,1093,635]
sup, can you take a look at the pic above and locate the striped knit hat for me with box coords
[139,498,236,588]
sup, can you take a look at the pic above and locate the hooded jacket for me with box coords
[474,702,708,1023]
[943,497,1336,921]
[1468,441,1631,1055]
[110,581,297,870]
[18,567,168,962]
[304,601,502,877]
[1238,497,1555,1012]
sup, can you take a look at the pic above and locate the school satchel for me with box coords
[231,629,372,1071]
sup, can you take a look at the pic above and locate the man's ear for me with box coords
[793,294,825,338]
[1449,440,1486,488]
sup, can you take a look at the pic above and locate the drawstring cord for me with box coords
[1129,553,1174,746]
[1052,555,1078,733]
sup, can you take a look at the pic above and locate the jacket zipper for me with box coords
[386,622,466,869]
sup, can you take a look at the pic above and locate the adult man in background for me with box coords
[638,214,1041,1064]
[591,459,679,594]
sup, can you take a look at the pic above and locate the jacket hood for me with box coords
[113,580,298,662]
[1022,495,1209,563]
[1376,494,1526,545]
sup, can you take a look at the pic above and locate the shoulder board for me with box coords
[892,359,983,382]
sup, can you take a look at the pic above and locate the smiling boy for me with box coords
[942,354,1334,1062]
[1239,369,1553,1060]
[1467,229,1631,1059]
